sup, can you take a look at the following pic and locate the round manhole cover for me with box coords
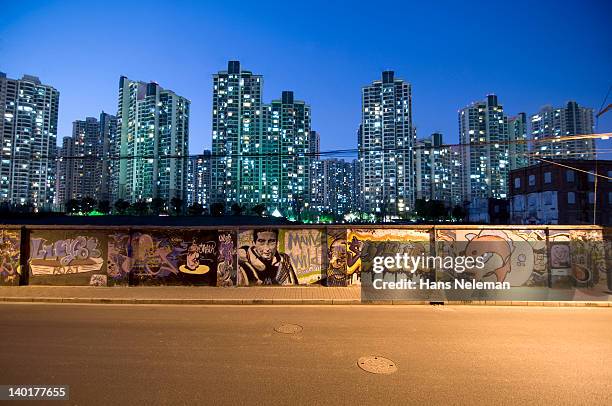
[357,356,398,374]
[274,323,303,334]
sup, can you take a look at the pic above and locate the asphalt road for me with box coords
[0,304,611,406]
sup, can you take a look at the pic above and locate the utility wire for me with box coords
[25,132,612,161]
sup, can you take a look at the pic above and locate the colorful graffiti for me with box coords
[325,229,348,287]
[436,229,548,287]
[107,230,219,286]
[0,229,21,286]
[281,229,324,284]
[28,231,107,286]
[349,228,432,284]
[217,231,237,287]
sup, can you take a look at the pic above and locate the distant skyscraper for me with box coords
[415,133,453,203]
[187,150,212,208]
[360,71,414,217]
[508,113,529,169]
[211,61,263,208]
[309,159,324,212]
[351,157,362,211]
[459,94,510,202]
[323,159,353,215]
[265,91,311,215]
[309,130,320,158]
[0,73,59,210]
[530,101,595,161]
[112,76,189,204]
[66,117,100,201]
[98,111,117,202]
[56,137,72,206]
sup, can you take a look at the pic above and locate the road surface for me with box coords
[1,304,610,405]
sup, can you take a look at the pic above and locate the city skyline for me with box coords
[1,0,610,155]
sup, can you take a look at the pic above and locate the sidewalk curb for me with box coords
[0,297,610,307]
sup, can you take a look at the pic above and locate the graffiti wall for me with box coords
[28,230,108,286]
[324,228,348,287]
[548,229,608,297]
[435,229,548,288]
[107,230,225,286]
[237,228,324,285]
[0,229,21,286]
[350,228,433,285]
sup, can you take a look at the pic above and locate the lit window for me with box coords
[567,192,575,204]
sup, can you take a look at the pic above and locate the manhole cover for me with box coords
[357,356,397,374]
[274,323,303,334]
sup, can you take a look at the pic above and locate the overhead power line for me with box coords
[24,132,612,161]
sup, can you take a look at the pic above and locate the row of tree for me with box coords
[62,198,271,217]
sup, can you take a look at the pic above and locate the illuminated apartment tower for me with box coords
[508,112,529,169]
[459,94,510,202]
[211,61,263,208]
[187,150,212,208]
[113,76,189,204]
[263,91,311,215]
[360,71,415,217]
[415,133,453,203]
[98,111,117,202]
[0,73,59,209]
[530,102,595,161]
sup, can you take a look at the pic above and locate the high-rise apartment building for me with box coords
[459,94,510,202]
[57,113,117,206]
[309,130,320,158]
[415,133,453,203]
[187,150,212,208]
[323,159,354,216]
[265,91,311,215]
[0,73,59,209]
[98,111,117,202]
[530,101,595,161]
[360,71,414,218]
[212,62,311,216]
[508,113,529,170]
[67,117,99,200]
[112,76,189,204]
[211,61,263,208]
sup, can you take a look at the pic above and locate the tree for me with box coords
[131,200,149,216]
[97,200,111,214]
[210,202,225,217]
[65,199,81,215]
[81,197,97,213]
[150,198,166,215]
[187,203,204,216]
[114,199,130,215]
[231,203,244,216]
[251,204,266,217]
[170,197,184,216]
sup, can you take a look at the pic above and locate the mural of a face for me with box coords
[253,231,278,261]
[186,244,200,270]
[329,238,347,269]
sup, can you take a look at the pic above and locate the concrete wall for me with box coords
[0,225,608,299]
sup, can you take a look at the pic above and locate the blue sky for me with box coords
[1,0,611,155]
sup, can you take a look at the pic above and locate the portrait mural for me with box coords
[324,228,348,287]
[236,228,324,285]
[0,229,21,286]
[107,230,221,286]
[28,230,107,286]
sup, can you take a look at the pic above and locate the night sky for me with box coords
[1,0,611,156]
